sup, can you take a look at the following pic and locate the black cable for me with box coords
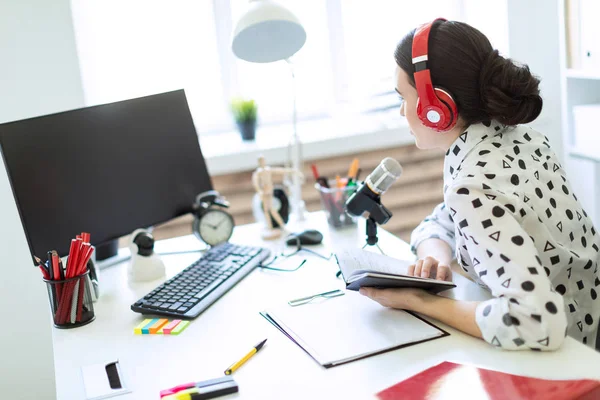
[260,259,307,272]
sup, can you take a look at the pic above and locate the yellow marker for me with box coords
[173,388,198,400]
[170,320,190,335]
[347,158,360,181]
[335,175,343,189]
[149,318,168,334]
[224,338,267,375]
[134,319,152,335]
[161,388,197,400]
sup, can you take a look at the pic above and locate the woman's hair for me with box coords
[395,20,542,127]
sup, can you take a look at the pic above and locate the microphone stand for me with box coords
[360,196,392,255]
[363,217,385,254]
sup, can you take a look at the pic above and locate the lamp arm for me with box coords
[284,58,305,220]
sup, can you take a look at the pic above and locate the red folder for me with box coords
[377,361,600,400]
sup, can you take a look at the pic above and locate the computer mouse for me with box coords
[287,229,323,246]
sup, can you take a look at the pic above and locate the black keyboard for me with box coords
[131,243,270,319]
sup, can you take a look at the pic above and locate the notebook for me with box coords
[335,248,456,293]
[377,361,600,400]
[260,291,448,368]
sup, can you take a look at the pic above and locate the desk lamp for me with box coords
[231,0,307,221]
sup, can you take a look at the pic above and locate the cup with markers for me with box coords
[37,232,96,328]
[311,160,360,229]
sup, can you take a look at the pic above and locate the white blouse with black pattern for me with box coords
[411,121,600,351]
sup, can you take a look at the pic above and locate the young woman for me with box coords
[359,19,600,351]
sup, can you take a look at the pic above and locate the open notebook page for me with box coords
[336,248,413,279]
[263,291,445,367]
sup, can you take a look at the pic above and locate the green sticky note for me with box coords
[170,320,190,335]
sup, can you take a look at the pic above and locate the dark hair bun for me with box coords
[479,50,543,125]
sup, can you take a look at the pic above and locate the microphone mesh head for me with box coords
[366,157,403,194]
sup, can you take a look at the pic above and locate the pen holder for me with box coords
[44,270,96,329]
[315,182,357,229]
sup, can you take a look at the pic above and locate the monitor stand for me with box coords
[95,239,131,270]
[96,239,119,260]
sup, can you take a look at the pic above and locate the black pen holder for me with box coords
[44,270,96,329]
[315,182,357,229]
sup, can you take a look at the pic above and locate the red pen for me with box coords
[66,239,78,278]
[51,251,60,281]
[35,256,49,275]
[311,164,320,180]
[39,265,50,280]
[51,250,64,304]
[81,232,91,243]
[78,244,93,275]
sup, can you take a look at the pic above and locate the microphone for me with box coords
[345,157,402,225]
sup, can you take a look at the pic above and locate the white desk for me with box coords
[54,212,600,400]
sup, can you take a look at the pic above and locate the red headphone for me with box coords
[412,18,458,132]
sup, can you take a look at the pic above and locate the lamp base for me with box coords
[292,199,306,221]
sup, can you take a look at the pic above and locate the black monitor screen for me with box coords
[0,89,212,262]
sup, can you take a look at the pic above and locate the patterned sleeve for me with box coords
[410,202,456,258]
[447,179,568,351]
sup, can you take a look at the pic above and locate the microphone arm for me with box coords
[345,184,393,225]
[363,196,393,225]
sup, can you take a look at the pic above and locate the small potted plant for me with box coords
[231,98,258,141]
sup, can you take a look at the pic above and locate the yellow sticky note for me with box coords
[149,318,169,334]
[169,320,190,335]
[134,319,153,335]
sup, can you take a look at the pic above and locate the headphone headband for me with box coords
[411,18,458,132]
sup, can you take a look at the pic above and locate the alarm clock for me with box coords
[192,190,235,247]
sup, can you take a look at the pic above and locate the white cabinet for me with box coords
[507,0,600,228]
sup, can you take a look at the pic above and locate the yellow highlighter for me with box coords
[166,388,199,400]
[224,339,267,375]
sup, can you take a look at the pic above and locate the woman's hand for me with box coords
[359,287,432,312]
[408,256,452,281]
[359,286,483,339]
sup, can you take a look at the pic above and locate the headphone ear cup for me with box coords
[433,88,458,131]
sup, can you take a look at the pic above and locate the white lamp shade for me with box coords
[231,0,306,63]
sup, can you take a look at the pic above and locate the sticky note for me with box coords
[170,320,190,335]
[134,319,153,335]
[162,319,182,334]
[142,318,158,334]
[149,318,168,334]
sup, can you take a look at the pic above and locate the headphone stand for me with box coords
[361,217,386,255]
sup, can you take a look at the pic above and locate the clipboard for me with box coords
[261,291,449,368]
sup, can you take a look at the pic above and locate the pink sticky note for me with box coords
[163,319,182,334]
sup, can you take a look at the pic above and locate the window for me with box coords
[229,0,334,124]
[339,1,462,101]
[71,0,509,135]
[71,0,227,131]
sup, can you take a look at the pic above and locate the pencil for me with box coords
[224,339,267,375]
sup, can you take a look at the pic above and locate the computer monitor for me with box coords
[0,89,213,264]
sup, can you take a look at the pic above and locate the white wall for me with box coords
[0,0,85,397]
[506,0,565,162]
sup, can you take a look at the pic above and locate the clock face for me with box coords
[198,209,234,246]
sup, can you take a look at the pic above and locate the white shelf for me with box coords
[570,146,600,163]
[566,69,600,80]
